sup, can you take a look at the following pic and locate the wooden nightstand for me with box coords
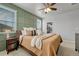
[6,37,19,54]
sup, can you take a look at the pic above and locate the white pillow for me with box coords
[23,27,37,36]
[23,27,29,31]
[23,27,36,31]
[21,30,27,35]
[36,30,42,35]
[29,27,34,31]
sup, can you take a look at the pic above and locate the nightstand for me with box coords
[6,37,19,54]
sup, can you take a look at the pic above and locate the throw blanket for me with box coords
[31,33,56,50]
[31,36,43,50]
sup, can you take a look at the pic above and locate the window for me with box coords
[37,19,42,31]
[0,5,17,33]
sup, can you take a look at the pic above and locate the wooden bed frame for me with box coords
[19,44,60,56]
[20,44,37,56]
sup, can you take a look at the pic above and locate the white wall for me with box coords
[43,9,79,42]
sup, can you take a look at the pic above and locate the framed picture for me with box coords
[47,22,53,33]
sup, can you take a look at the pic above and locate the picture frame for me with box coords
[47,22,53,33]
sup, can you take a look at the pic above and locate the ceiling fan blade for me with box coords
[43,3,46,6]
[39,8,45,10]
[43,3,48,7]
[47,3,50,5]
[50,8,57,10]
[47,3,51,7]
[50,3,56,6]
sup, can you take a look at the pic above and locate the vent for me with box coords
[72,3,77,5]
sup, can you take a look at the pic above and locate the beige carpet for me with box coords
[0,47,31,56]
[57,41,79,56]
[0,41,79,56]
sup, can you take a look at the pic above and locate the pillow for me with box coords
[36,30,42,35]
[23,27,37,36]
[21,30,33,36]
[23,27,36,31]
[23,27,30,31]
[32,30,36,36]
[21,30,27,35]
[26,30,32,36]
[29,27,34,31]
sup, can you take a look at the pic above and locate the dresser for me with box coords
[6,37,19,54]
[75,33,79,51]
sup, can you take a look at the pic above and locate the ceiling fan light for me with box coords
[47,8,51,12]
[44,9,47,12]
[44,9,48,13]
[44,8,51,12]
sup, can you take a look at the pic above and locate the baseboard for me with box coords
[63,39,75,44]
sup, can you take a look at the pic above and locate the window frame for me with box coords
[36,19,42,31]
[0,5,17,34]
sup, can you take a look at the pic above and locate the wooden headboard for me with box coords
[16,30,22,39]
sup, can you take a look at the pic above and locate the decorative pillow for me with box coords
[23,27,30,31]
[21,30,27,35]
[21,30,32,36]
[23,27,36,31]
[26,30,32,36]
[36,30,42,35]
[29,27,34,31]
[32,30,36,36]
[23,27,37,36]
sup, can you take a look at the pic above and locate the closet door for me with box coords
[75,33,79,51]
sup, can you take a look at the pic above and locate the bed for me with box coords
[18,32,62,56]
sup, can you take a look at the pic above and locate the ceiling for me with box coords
[14,3,79,18]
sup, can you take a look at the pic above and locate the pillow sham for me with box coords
[21,30,27,36]
[21,30,34,36]
[23,27,37,36]
[32,30,36,36]
[36,30,42,35]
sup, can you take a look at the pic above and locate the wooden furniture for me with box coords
[6,37,19,54]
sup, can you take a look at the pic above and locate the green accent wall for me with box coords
[0,3,42,51]
[0,34,6,51]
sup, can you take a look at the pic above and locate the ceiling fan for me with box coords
[39,3,57,14]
